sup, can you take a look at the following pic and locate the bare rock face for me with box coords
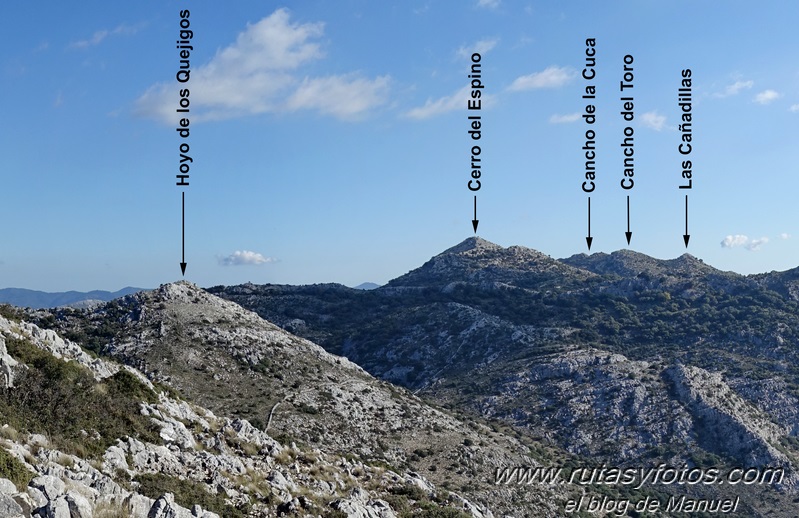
[0,336,21,389]
[0,316,117,381]
[0,492,24,518]
[147,493,204,518]
[65,492,92,518]
[330,487,397,518]
[26,486,47,509]
[666,364,793,475]
[0,479,16,496]
[474,348,696,461]
[728,376,799,435]
[124,494,156,517]
[29,476,65,502]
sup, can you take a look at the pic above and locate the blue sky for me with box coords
[2,1,798,291]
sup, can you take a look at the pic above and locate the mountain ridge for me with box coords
[387,236,595,291]
[207,236,799,516]
[6,238,799,515]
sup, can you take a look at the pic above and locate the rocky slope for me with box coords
[19,281,583,517]
[752,266,799,301]
[210,236,799,516]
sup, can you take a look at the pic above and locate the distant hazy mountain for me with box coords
[0,286,145,309]
[353,282,380,290]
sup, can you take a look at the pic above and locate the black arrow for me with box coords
[586,197,593,250]
[180,191,187,275]
[683,194,690,248]
[472,195,479,233]
[625,195,632,245]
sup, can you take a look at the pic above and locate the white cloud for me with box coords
[135,9,389,123]
[721,234,769,251]
[457,38,499,59]
[405,86,470,120]
[508,66,575,91]
[70,23,144,49]
[713,80,753,98]
[780,233,791,240]
[72,30,111,49]
[754,89,780,105]
[219,250,277,266]
[721,235,749,248]
[286,74,390,120]
[549,113,580,124]
[476,0,500,9]
[639,111,666,131]
[790,104,799,113]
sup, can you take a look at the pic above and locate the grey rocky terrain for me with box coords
[209,236,799,516]
[0,281,580,517]
[8,236,799,516]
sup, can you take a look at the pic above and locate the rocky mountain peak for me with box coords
[673,252,705,267]
[561,249,722,281]
[440,236,503,255]
[125,281,264,330]
[387,237,594,289]
[151,280,205,301]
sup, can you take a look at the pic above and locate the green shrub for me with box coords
[0,305,25,322]
[108,369,157,404]
[1,336,160,458]
[0,447,34,489]
[418,505,474,518]
[389,484,428,501]
[296,403,319,414]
